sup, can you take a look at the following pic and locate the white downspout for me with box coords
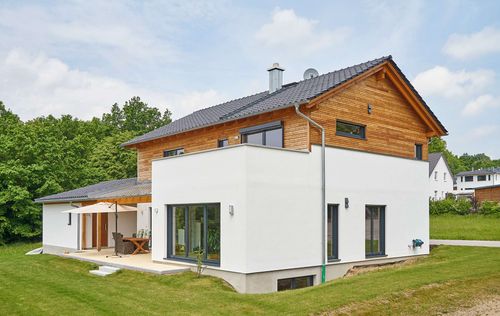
[294,103,327,284]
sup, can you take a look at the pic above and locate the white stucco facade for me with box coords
[151,144,429,291]
[429,156,454,200]
[455,172,500,193]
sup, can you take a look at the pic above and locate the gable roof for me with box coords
[429,152,454,177]
[123,56,446,147]
[456,168,500,177]
[34,178,151,203]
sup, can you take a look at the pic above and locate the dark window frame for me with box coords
[277,275,314,291]
[478,175,487,181]
[166,203,220,266]
[415,144,423,160]
[163,148,185,157]
[327,204,339,261]
[335,120,366,140]
[464,176,474,182]
[240,121,284,148]
[365,205,386,258]
[217,139,229,148]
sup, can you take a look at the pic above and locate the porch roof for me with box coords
[61,202,137,214]
[34,178,151,204]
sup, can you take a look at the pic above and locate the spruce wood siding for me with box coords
[135,107,309,180]
[309,74,429,160]
[475,186,500,203]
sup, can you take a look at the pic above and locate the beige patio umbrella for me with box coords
[62,202,137,254]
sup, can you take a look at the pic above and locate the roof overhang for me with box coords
[62,202,137,214]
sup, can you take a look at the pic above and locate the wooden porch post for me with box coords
[97,213,101,252]
[82,214,87,249]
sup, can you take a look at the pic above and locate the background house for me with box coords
[455,168,500,194]
[428,153,454,200]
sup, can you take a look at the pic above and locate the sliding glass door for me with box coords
[365,205,385,257]
[168,203,220,265]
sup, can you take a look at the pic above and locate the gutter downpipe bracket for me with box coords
[294,102,327,284]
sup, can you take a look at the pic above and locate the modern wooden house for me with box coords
[36,56,446,293]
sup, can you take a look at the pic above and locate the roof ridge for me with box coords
[191,89,268,115]
[219,82,299,120]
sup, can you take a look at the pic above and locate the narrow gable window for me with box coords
[415,144,423,160]
[163,148,184,157]
[336,120,365,139]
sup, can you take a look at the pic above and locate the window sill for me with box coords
[335,132,366,140]
[328,258,341,263]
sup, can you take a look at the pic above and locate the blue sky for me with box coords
[1,1,499,157]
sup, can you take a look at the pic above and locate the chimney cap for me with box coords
[268,63,284,71]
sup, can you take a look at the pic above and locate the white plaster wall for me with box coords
[152,146,248,272]
[322,146,429,263]
[429,157,454,200]
[151,144,429,274]
[42,203,80,250]
[107,211,137,247]
[456,173,499,192]
[136,203,152,232]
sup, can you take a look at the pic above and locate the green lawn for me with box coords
[1,243,500,315]
[430,214,500,241]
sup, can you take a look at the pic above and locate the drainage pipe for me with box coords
[294,103,327,283]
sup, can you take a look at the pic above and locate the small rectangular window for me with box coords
[434,171,438,180]
[488,175,491,181]
[218,139,229,148]
[478,175,487,181]
[68,213,72,226]
[336,120,365,139]
[163,148,184,157]
[415,144,423,160]
[444,173,447,181]
[240,121,283,148]
[465,176,473,182]
[277,275,314,291]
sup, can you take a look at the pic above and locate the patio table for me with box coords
[123,237,150,255]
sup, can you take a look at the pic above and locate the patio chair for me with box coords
[112,232,135,255]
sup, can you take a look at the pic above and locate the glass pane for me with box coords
[218,139,228,147]
[372,208,381,254]
[294,276,313,289]
[336,121,364,138]
[173,207,186,256]
[206,205,220,261]
[188,206,204,259]
[245,132,264,145]
[327,209,332,258]
[265,128,283,147]
[365,207,372,255]
[277,279,293,291]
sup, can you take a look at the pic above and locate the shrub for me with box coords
[478,201,500,215]
[429,197,472,215]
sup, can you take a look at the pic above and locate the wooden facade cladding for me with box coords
[132,107,309,181]
[309,73,429,160]
[475,186,500,203]
[129,66,440,181]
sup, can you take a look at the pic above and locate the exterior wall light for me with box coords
[229,204,235,216]
[344,198,349,209]
[368,104,372,114]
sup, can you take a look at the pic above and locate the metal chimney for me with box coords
[268,63,284,93]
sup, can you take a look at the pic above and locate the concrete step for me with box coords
[99,265,121,273]
[89,269,111,277]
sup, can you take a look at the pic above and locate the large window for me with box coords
[478,175,487,181]
[336,120,366,139]
[163,148,184,157]
[327,204,339,260]
[465,176,473,182]
[365,205,385,257]
[167,204,220,265]
[240,121,283,148]
[277,275,314,291]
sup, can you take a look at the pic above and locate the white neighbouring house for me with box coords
[455,168,500,195]
[428,153,454,200]
[36,56,447,293]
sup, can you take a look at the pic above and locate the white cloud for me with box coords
[412,66,495,98]
[462,94,500,116]
[0,49,223,120]
[443,27,500,59]
[470,125,499,139]
[255,9,350,55]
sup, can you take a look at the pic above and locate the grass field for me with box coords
[430,214,500,241]
[1,243,499,315]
